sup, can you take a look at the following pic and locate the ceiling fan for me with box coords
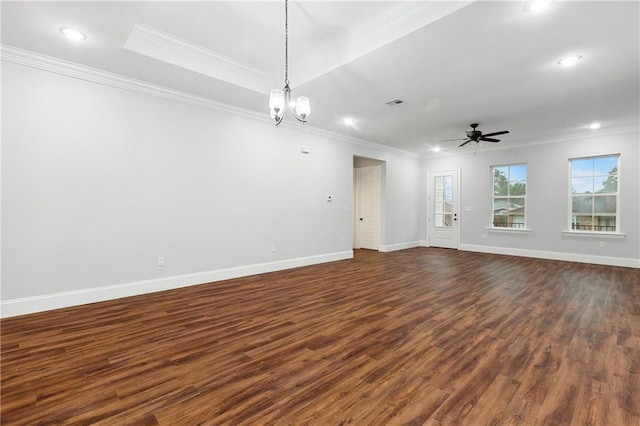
[445,123,510,147]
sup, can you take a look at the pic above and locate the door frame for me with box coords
[353,157,385,250]
[426,168,461,249]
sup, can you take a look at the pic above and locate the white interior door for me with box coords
[427,170,459,249]
[355,166,381,250]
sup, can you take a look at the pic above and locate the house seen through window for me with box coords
[570,155,619,232]
[492,163,527,229]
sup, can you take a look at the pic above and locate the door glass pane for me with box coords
[434,175,453,227]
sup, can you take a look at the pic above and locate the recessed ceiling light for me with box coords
[433,146,441,152]
[587,122,602,130]
[527,0,553,12]
[59,27,86,41]
[558,55,582,67]
[342,118,356,127]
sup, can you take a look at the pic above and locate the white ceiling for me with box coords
[2,1,639,156]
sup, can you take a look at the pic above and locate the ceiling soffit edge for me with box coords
[294,0,475,86]
[115,2,475,94]
[124,23,275,95]
[1,45,419,160]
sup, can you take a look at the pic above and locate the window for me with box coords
[570,155,619,232]
[492,163,527,229]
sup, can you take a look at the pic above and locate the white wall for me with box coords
[422,130,640,267]
[1,57,421,316]
[5,49,634,319]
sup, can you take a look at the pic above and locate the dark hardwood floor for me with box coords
[1,248,639,425]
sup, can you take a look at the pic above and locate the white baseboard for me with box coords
[419,240,429,247]
[379,241,421,252]
[0,250,354,318]
[460,244,640,268]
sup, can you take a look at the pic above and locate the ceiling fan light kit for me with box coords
[269,0,310,127]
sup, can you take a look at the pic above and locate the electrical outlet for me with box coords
[339,237,344,245]
[271,244,276,253]
[599,241,605,248]
[157,256,164,266]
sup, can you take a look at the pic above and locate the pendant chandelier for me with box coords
[268,0,310,126]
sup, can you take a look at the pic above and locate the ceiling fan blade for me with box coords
[481,130,509,138]
[479,137,500,143]
[441,138,467,142]
[458,139,473,147]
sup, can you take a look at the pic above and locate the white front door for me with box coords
[427,170,459,249]
[355,166,381,250]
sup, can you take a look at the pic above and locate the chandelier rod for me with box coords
[284,0,289,87]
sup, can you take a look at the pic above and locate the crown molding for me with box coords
[362,1,472,38]
[124,24,274,95]
[290,120,422,160]
[523,125,640,145]
[1,44,269,122]
[420,125,640,160]
[1,45,419,160]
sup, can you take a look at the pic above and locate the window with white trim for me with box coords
[491,163,527,229]
[570,155,619,232]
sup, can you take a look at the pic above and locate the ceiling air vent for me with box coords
[385,98,405,107]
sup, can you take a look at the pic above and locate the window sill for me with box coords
[562,231,626,239]
[486,227,532,234]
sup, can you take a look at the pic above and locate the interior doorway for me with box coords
[354,157,385,250]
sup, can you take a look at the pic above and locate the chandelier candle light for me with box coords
[269,0,310,126]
